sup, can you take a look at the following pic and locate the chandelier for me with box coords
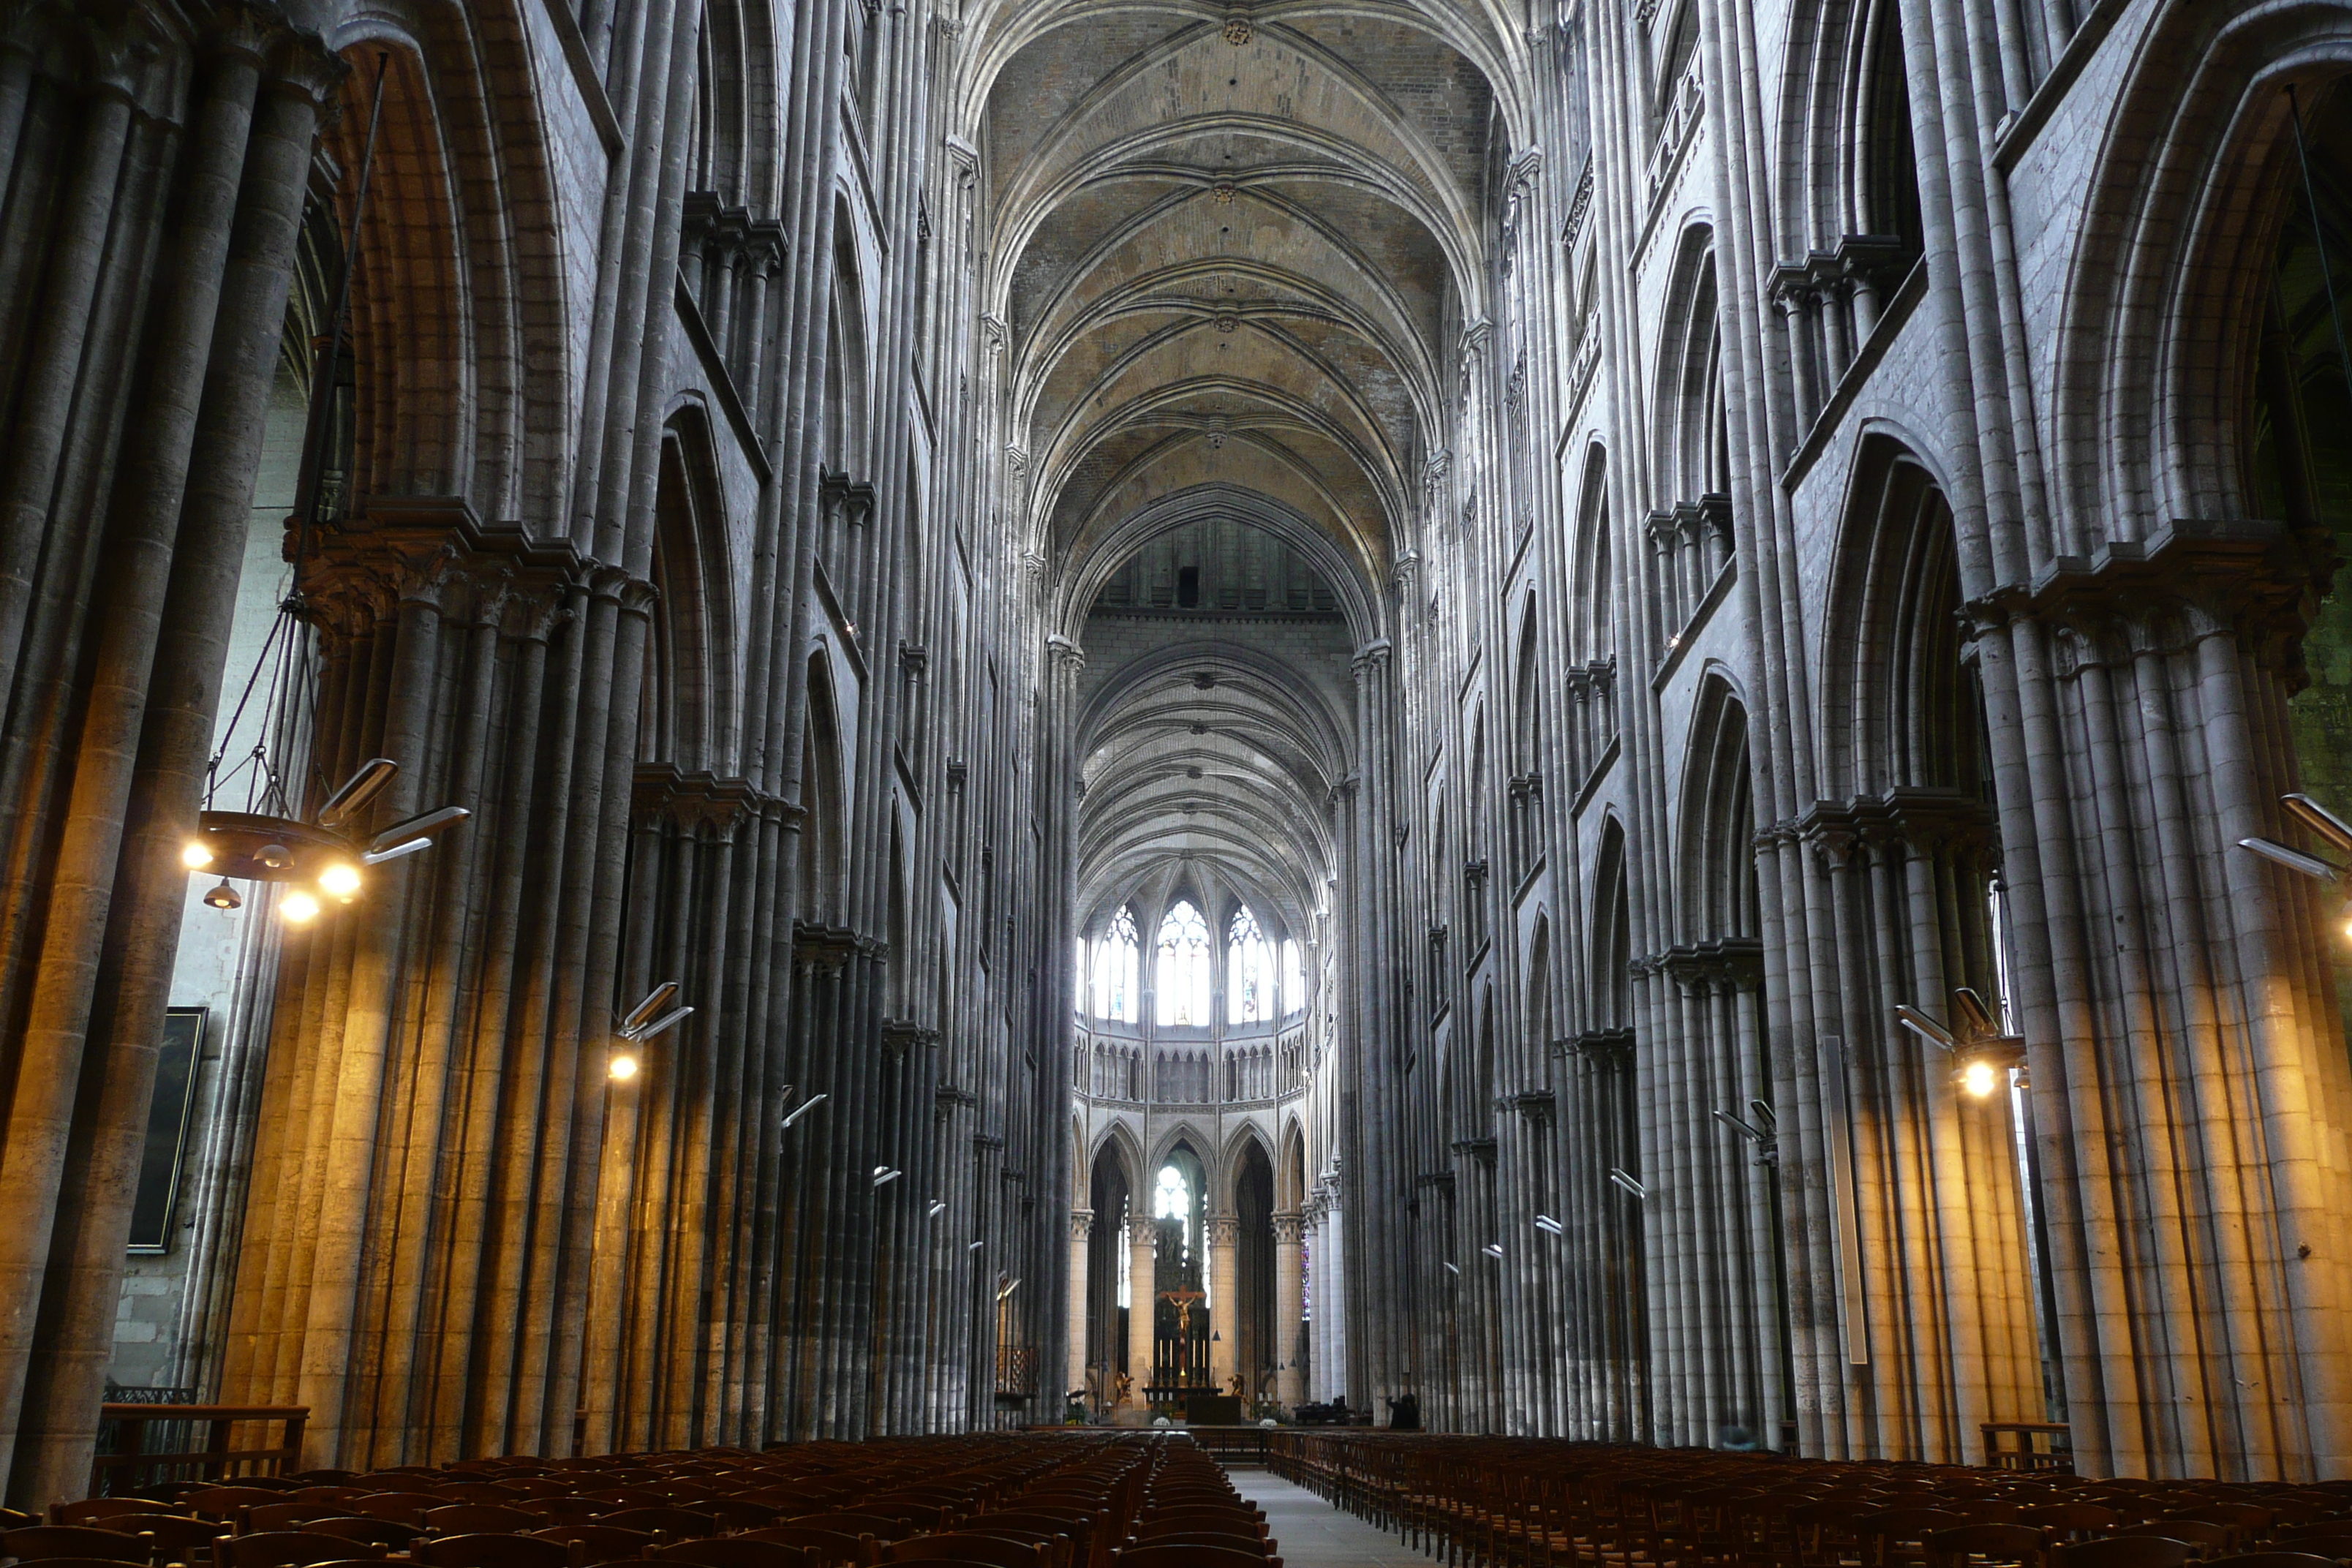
[181,54,467,924]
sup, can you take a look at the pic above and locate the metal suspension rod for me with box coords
[2287,85,2352,406]
[288,51,391,585]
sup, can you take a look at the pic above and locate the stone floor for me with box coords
[1221,1468,1429,1567]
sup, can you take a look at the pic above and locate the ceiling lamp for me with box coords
[180,56,470,927]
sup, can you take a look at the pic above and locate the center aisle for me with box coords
[1219,1466,1426,1567]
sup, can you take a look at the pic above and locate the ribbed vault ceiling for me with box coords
[963,0,1505,943]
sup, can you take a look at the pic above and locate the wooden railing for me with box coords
[1981,1420,2073,1471]
[91,1404,307,1495]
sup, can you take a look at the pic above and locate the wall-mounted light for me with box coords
[783,1093,827,1129]
[1534,1215,1563,1236]
[1608,1169,1646,1200]
[610,1052,641,1082]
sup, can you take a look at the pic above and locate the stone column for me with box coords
[1126,1225,1155,1407]
[1207,1213,1240,1392]
[1273,1209,1304,1409]
[1065,1207,1093,1406]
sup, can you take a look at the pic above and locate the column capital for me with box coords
[1272,1210,1303,1245]
[1070,1207,1096,1240]
[1205,1215,1241,1248]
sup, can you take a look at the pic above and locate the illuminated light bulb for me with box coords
[318,862,363,899]
[203,879,243,911]
[181,840,214,869]
[280,889,321,924]
[610,1052,641,1082]
[1961,1059,1999,1099]
[259,843,292,870]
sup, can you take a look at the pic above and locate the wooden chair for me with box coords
[2116,1526,2234,1558]
[245,1507,340,1534]
[596,1509,718,1542]
[2020,1507,2126,1544]
[737,1523,877,1567]
[0,1510,38,1533]
[415,1534,572,1568]
[183,1491,293,1528]
[516,1502,609,1527]
[2054,1541,2196,1568]
[424,1506,544,1537]
[886,1539,1047,1568]
[288,1494,366,1509]
[2199,1557,2344,1568]
[93,1512,227,1566]
[704,1504,786,1534]
[529,1524,658,1565]
[1858,1509,1973,1568]
[2277,1535,2352,1561]
[218,1533,388,1568]
[655,1541,814,1568]
[3,1527,154,1564]
[1120,1534,1275,1561]
[439,1487,529,1506]
[1926,1525,2048,1568]
[347,1496,446,1527]
[788,1518,919,1546]
[301,1518,423,1552]
[52,1503,172,1529]
[1109,1547,1275,1568]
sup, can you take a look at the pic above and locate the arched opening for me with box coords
[1085,1139,1137,1412]
[1232,1139,1277,1407]
[1145,1142,1213,1409]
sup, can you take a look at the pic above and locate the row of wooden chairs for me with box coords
[1267,1433,2352,1568]
[1,1433,1289,1568]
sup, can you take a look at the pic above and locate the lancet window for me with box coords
[1229,905,1275,1022]
[1155,900,1212,1025]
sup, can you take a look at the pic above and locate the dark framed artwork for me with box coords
[127,1007,206,1254]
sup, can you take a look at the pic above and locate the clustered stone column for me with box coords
[1206,1213,1240,1391]
[1273,1209,1304,1409]
[1126,1224,1156,1407]
[0,1,339,1507]
[1064,1208,1092,1403]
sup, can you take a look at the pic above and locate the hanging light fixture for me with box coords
[181,56,469,926]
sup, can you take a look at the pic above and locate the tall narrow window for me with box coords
[1281,938,1303,1016]
[1155,900,1212,1025]
[1229,905,1274,1023]
[1093,905,1139,1021]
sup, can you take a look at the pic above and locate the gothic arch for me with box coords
[317,16,570,527]
[642,407,739,774]
[2051,10,2352,543]
[1817,432,1981,802]
[1652,225,1727,503]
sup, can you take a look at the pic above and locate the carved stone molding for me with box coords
[1971,517,2335,687]
[633,765,772,835]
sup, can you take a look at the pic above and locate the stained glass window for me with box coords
[1154,1164,1188,1219]
[1092,905,1139,1020]
[1281,938,1304,1017]
[1229,905,1274,1022]
[1155,900,1211,1025]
